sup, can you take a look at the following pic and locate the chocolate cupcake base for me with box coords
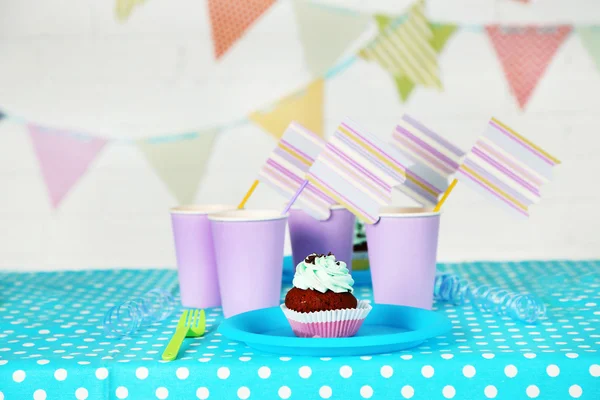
[285,287,358,313]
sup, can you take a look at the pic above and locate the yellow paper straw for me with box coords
[237,180,259,209]
[434,179,457,212]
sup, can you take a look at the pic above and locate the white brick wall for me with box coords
[0,0,599,270]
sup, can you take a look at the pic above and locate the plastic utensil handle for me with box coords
[162,326,188,361]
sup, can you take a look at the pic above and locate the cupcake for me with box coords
[281,252,371,338]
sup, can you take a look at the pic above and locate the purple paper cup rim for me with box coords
[378,206,441,219]
[208,209,288,222]
[170,204,237,215]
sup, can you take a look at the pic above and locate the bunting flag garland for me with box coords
[391,114,465,206]
[208,0,276,59]
[293,0,371,77]
[3,0,589,212]
[366,14,457,101]
[249,79,325,139]
[28,125,108,209]
[456,118,560,218]
[259,122,335,220]
[137,131,218,205]
[358,0,442,91]
[578,27,600,71]
[306,119,406,224]
[115,0,146,21]
[486,26,572,109]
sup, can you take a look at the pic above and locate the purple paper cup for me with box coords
[288,205,356,271]
[366,207,441,310]
[209,209,288,318]
[170,205,236,309]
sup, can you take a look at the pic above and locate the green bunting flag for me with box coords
[578,27,600,71]
[137,131,218,204]
[359,0,442,89]
[361,3,457,102]
[293,0,371,77]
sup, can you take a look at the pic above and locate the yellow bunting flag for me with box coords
[137,130,218,205]
[249,79,324,139]
[115,0,146,22]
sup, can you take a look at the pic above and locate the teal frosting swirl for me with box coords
[292,254,354,293]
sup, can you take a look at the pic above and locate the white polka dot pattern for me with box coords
[484,385,497,398]
[0,263,597,399]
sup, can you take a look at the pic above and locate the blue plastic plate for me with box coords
[218,304,452,357]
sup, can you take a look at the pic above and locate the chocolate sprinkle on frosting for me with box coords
[304,252,340,265]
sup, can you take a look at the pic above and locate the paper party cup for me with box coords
[281,300,372,338]
[288,205,356,272]
[209,209,288,318]
[366,207,441,310]
[170,204,236,308]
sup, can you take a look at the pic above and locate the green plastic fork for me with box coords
[162,309,205,361]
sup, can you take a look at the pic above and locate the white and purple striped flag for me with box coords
[306,119,406,224]
[259,122,336,220]
[391,114,465,206]
[456,118,560,218]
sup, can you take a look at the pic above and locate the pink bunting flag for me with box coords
[28,124,107,208]
[486,26,571,109]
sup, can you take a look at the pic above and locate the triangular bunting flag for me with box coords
[115,0,146,22]
[578,27,600,71]
[27,125,108,209]
[486,26,571,109]
[138,131,218,205]
[430,24,458,53]
[359,0,442,89]
[394,76,415,102]
[208,0,276,59]
[293,0,371,76]
[388,24,457,101]
[365,11,457,102]
[249,79,324,139]
[374,14,392,32]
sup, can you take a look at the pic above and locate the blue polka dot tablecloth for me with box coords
[0,260,599,400]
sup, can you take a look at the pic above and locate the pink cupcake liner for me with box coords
[281,300,372,338]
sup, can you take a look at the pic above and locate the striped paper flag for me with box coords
[456,118,560,218]
[259,122,336,220]
[391,115,465,206]
[307,119,406,224]
[358,0,442,90]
